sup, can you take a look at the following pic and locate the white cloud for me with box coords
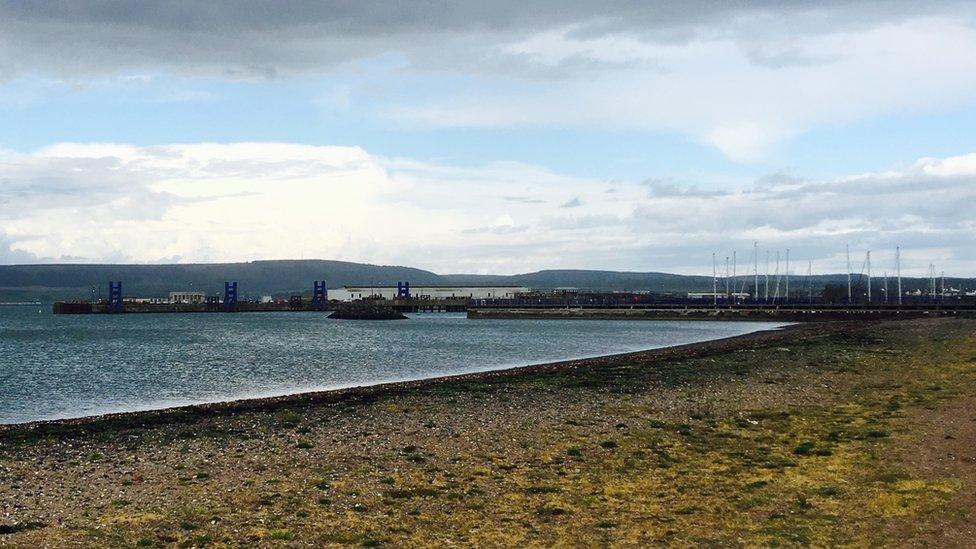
[397,17,976,161]
[3,4,976,160]
[0,142,973,275]
[914,152,976,177]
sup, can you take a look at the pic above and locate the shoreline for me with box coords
[0,320,824,437]
[2,317,974,546]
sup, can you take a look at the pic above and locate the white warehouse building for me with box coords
[329,285,528,302]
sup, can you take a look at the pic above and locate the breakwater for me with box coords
[53,301,320,314]
[467,306,976,322]
[52,298,469,315]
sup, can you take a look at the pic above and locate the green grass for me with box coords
[269,529,293,540]
[793,442,817,455]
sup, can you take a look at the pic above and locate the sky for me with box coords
[1,1,975,276]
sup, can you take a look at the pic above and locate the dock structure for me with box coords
[328,284,527,301]
[107,281,123,314]
[466,303,976,322]
[312,280,328,311]
[52,278,470,315]
[51,280,976,316]
[223,282,238,312]
[397,281,410,299]
[388,298,468,313]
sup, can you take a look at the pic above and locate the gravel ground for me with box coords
[1,318,974,547]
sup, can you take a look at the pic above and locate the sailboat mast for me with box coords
[807,260,813,303]
[866,251,872,303]
[896,246,902,306]
[754,242,759,303]
[712,252,717,307]
[773,251,781,301]
[846,245,852,305]
[732,250,737,304]
[785,249,790,302]
[883,271,888,303]
[764,251,770,302]
[725,256,730,300]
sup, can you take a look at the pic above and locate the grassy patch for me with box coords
[270,529,293,540]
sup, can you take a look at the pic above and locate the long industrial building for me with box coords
[329,285,528,301]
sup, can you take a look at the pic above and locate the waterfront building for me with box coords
[169,291,206,304]
[687,292,751,300]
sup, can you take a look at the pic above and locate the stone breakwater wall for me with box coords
[467,307,974,322]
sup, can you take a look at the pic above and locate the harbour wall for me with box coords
[466,307,976,322]
[52,298,469,315]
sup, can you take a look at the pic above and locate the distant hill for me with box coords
[0,260,971,302]
[0,260,441,302]
[442,270,973,297]
[440,270,717,293]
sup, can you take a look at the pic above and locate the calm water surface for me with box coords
[0,305,786,424]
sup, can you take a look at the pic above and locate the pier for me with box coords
[52,297,471,315]
[49,279,976,318]
[467,303,976,322]
[52,298,976,321]
[52,280,497,315]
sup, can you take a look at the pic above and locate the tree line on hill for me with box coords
[0,260,970,302]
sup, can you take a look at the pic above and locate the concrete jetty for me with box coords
[467,305,976,322]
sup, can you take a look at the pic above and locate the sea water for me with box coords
[0,305,786,424]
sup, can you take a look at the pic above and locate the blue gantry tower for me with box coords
[397,281,410,299]
[223,281,238,312]
[312,280,328,310]
[107,281,123,313]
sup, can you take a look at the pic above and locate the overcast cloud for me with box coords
[2,1,966,77]
[0,2,974,274]
[3,2,976,159]
[0,142,971,275]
